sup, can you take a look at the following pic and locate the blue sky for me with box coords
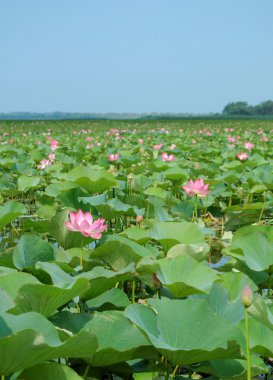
[1,0,273,113]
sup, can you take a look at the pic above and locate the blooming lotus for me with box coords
[227,136,236,143]
[65,210,107,239]
[237,152,248,161]
[244,142,254,151]
[50,140,59,150]
[153,143,163,150]
[38,159,51,169]
[182,179,210,197]
[108,153,120,162]
[48,153,55,163]
[161,152,174,162]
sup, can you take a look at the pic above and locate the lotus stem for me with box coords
[244,307,251,380]
[267,274,272,297]
[164,367,171,380]
[1,375,5,380]
[131,280,136,303]
[171,364,179,378]
[83,365,90,377]
[80,240,83,267]
[258,190,266,223]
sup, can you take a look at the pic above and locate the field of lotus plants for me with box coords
[0,118,273,380]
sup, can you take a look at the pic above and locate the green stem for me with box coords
[1,375,5,380]
[245,307,251,380]
[267,274,272,297]
[164,367,171,380]
[171,364,179,378]
[192,195,198,221]
[83,365,90,377]
[258,191,267,223]
[132,280,136,304]
[80,240,83,267]
[146,202,150,219]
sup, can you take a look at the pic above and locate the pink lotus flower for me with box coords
[244,142,254,151]
[169,143,176,150]
[161,153,174,162]
[227,136,236,143]
[108,153,120,162]
[65,210,107,239]
[182,179,210,197]
[48,153,55,163]
[38,159,51,169]
[138,139,144,144]
[153,143,163,150]
[237,152,248,161]
[50,140,59,151]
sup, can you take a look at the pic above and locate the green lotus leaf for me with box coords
[68,166,118,193]
[0,312,97,375]
[94,198,145,219]
[13,234,55,270]
[246,317,273,358]
[86,288,130,310]
[119,227,151,245]
[204,283,245,324]
[197,355,268,380]
[248,296,273,331]
[56,187,89,211]
[9,277,90,317]
[78,264,135,299]
[144,187,169,200]
[167,242,210,262]
[0,201,27,230]
[0,271,40,303]
[219,271,258,301]
[125,297,244,365]
[93,235,153,271]
[137,254,218,297]
[45,181,79,197]
[18,362,83,380]
[163,167,188,181]
[17,174,40,192]
[224,225,273,271]
[0,289,15,313]
[35,261,134,299]
[51,310,157,367]
[148,221,206,251]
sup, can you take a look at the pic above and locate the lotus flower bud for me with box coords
[136,215,143,223]
[241,285,253,307]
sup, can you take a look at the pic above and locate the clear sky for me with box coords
[1,0,273,114]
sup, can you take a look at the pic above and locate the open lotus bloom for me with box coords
[161,152,174,162]
[182,179,210,197]
[50,140,59,150]
[108,153,120,162]
[237,151,249,161]
[244,142,254,151]
[65,210,107,239]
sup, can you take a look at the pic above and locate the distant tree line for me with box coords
[223,100,273,115]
